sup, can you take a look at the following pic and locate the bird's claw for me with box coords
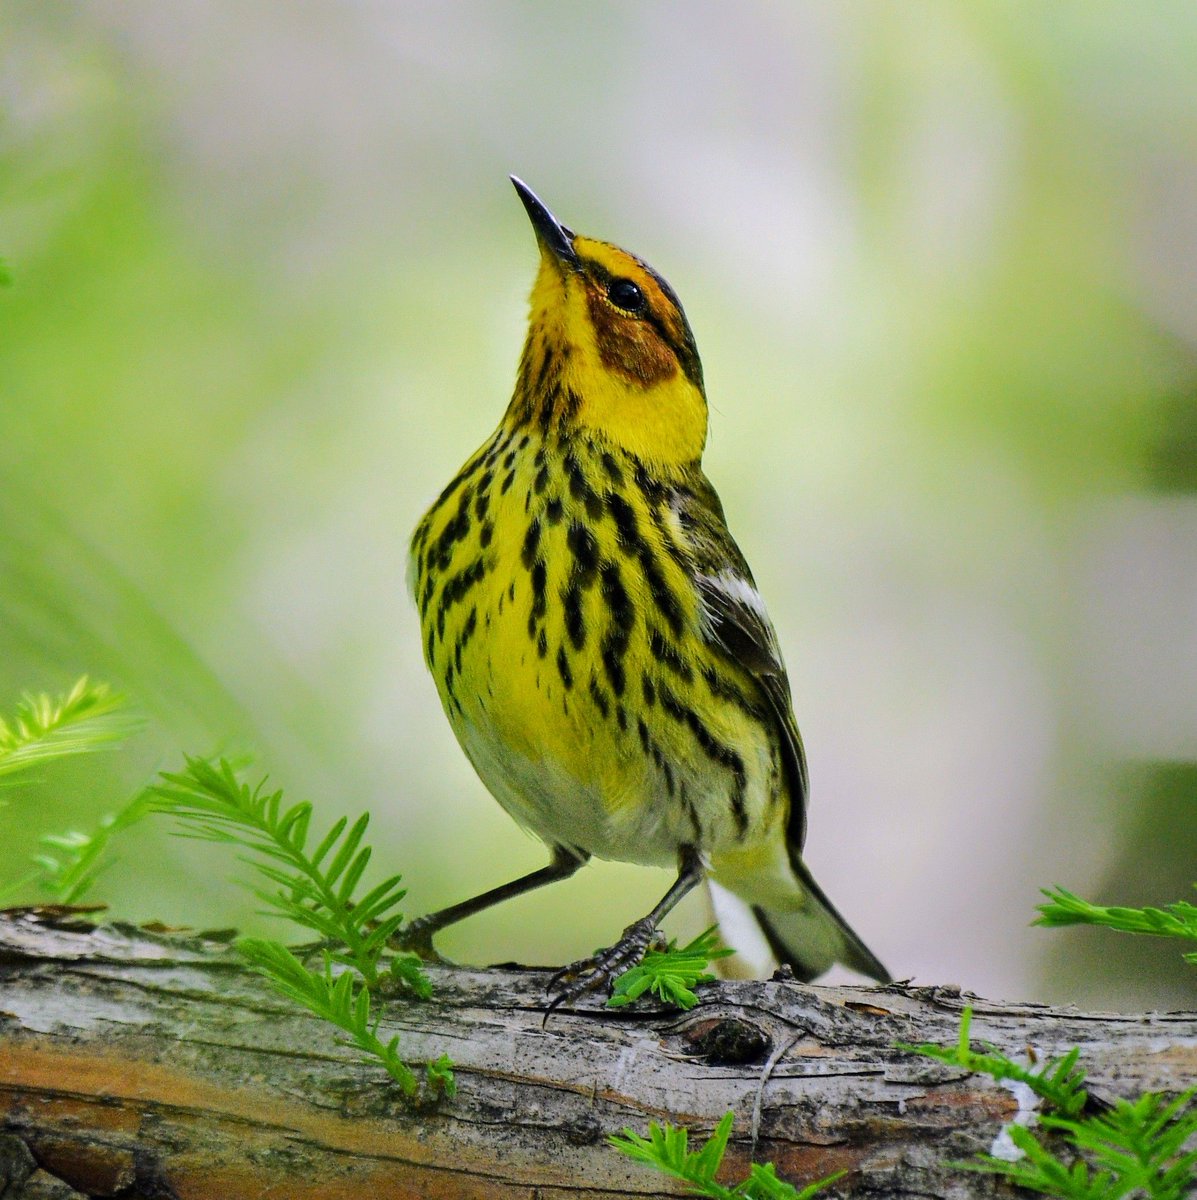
[391,917,449,964]
[544,916,661,1016]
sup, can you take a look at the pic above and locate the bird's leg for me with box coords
[393,845,589,962]
[547,845,705,1008]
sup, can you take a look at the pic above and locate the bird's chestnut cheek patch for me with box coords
[587,289,678,387]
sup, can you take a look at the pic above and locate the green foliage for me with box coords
[236,938,417,1093]
[424,1052,456,1096]
[968,1089,1197,1199]
[150,756,447,1095]
[897,1007,1091,1117]
[0,677,143,782]
[1036,887,1197,965]
[388,949,434,999]
[0,257,11,286]
[151,757,416,986]
[0,677,146,904]
[4,722,448,1097]
[611,1111,843,1199]
[236,939,451,1097]
[608,926,734,1011]
[901,1009,1197,1199]
[4,715,450,1100]
[27,788,153,903]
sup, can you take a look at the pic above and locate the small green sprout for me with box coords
[608,925,734,1011]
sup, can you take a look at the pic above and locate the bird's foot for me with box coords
[391,916,449,965]
[545,916,663,1014]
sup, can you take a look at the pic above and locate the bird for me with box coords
[402,177,889,998]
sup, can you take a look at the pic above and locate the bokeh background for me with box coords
[4,1,1197,1011]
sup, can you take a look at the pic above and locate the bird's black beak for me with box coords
[511,176,577,268]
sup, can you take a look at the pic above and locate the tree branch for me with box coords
[0,908,1193,1198]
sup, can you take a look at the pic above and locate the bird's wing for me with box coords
[672,473,810,851]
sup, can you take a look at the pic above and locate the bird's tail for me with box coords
[751,859,890,983]
[711,845,890,984]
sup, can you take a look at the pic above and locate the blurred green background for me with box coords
[3,2,1196,1010]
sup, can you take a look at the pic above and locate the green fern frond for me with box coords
[897,1007,1090,1116]
[29,787,154,903]
[1035,887,1197,962]
[150,758,448,1099]
[3,725,450,1100]
[903,1010,1197,1198]
[1057,1089,1197,1197]
[235,937,427,1095]
[964,1090,1197,1198]
[608,926,734,1011]
[389,950,434,1000]
[151,757,416,986]
[0,677,143,781]
[612,1111,733,1192]
[424,1053,457,1098]
[611,1110,842,1198]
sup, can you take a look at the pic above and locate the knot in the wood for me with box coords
[680,1014,771,1065]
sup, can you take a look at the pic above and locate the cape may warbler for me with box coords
[405,179,888,995]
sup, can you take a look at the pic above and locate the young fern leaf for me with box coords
[29,787,154,904]
[744,1161,846,1200]
[964,1090,1197,1198]
[902,1010,1197,1198]
[1074,1089,1197,1196]
[0,677,143,782]
[423,1053,456,1096]
[4,737,449,1100]
[235,938,447,1097]
[896,1007,1091,1117]
[611,1110,843,1199]
[612,1111,732,1189]
[153,760,448,1098]
[608,926,734,1011]
[1036,886,1197,964]
[389,950,434,1000]
[151,757,419,988]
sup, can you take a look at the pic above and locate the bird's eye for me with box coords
[606,277,646,313]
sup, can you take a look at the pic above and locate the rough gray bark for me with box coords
[0,907,1194,1199]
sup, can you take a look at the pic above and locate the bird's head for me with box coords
[510,177,707,469]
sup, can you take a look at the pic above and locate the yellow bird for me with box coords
[404,179,888,996]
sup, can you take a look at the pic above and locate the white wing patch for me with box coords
[695,568,782,667]
[705,569,770,620]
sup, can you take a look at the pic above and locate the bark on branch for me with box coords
[0,908,1194,1199]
